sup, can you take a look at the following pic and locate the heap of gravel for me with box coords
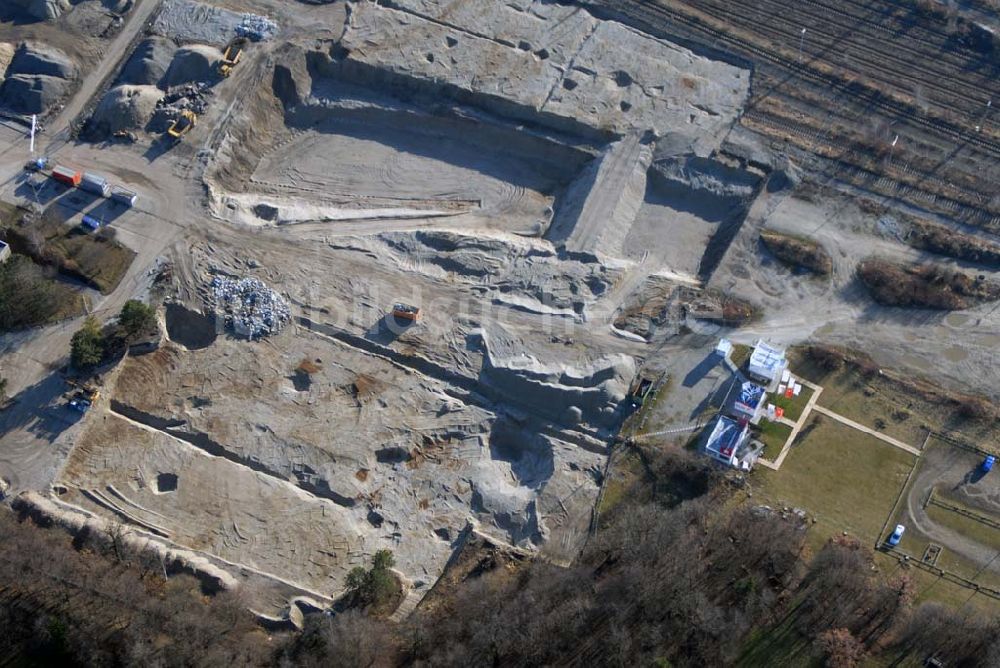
[119,36,177,87]
[9,0,69,21]
[209,276,290,339]
[0,43,15,85]
[160,44,222,88]
[0,41,76,114]
[90,84,163,135]
[102,0,132,12]
[9,41,75,78]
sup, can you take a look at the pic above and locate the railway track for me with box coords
[694,0,998,121]
[742,109,992,214]
[589,1,1000,158]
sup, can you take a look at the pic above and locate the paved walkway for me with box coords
[811,405,922,456]
[757,376,922,471]
[758,379,824,471]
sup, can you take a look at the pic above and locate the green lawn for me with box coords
[731,343,752,371]
[757,420,792,460]
[769,384,814,422]
[754,420,916,548]
[925,503,1000,559]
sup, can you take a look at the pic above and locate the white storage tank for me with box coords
[80,172,111,197]
[111,186,137,207]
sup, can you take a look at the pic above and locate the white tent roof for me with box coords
[749,339,786,379]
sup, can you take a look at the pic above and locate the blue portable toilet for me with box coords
[983,455,995,473]
[82,214,101,231]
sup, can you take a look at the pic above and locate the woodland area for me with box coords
[1,448,997,667]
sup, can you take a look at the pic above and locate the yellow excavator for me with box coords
[65,379,100,413]
[166,110,197,140]
[219,39,246,78]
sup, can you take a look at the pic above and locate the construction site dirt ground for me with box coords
[1,0,1000,619]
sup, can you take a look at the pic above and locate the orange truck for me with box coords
[51,164,81,187]
[391,303,420,321]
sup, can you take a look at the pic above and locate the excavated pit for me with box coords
[164,302,217,350]
[155,472,178,493]
[57,0,768,614]
[210,43,595,235]
[85,328,608,600]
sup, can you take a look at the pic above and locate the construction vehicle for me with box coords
[112,130,137,143]
[25,156,48,172]
[391,303,420,322]
[51,164,82,187]
[219,38,246,77]
[166,110,197,140]
[68,392,92,413]
[66,379,100,403]
[65,380,100,413]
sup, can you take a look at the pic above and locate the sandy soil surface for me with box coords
[710,189,1000,399]
[248,106,576,234]
[2,0,999,617]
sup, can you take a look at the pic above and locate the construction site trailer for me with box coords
[80,172,112,197]
[111,186,138,207]
[51,165,81,187]
[0,240,10,264]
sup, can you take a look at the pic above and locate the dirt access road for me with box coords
[43,0,164,152]
[0,0,199,496]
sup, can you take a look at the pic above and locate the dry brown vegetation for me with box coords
[802,344,999,424]
[1,205,134,294]
[760,229,833,275]
[0,508,273,667]
[857,258,1000,309]
[685,287,761,327]
[0,254,86,332]
[5,444,999,666]
[904,217,1000,267]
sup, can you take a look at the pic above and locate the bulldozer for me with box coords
[218,38,246,77]
[166,110,197,140]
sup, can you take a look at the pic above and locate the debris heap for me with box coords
[157,83,211,115]
[210,276,290,339]
[237,14,277,41]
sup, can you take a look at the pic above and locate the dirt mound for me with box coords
[9,41,76,78]
[0,74,70,114]
[0,42,76,114]
[89,84,163,136]
[0,43,14,83]
[857,259,1000,310]
[9,0,69,21]
[119,37,177,86]
[160,44,221,88]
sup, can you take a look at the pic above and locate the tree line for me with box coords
[2,447,997,667]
